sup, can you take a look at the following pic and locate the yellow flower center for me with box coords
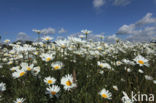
[61,45,66,48]
[102,93,108,98]
[99,64,103,68]
[98,48,102,50]
[20,72,25,77]
[66,80,72,86]
[35,52,39,55]
[48,80,53,84]
[46,57,51,62]
[18,102,21,103]
[51,91,56,95]
[45,38,50,41]
[54,66,60,70]
[27,67,31,71]
[138,60,144,64]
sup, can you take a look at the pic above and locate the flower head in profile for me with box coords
[13,98,25,103]
[81,29,92,35]
[133,55,149,67]
[79,35,85,39]
[61,74,77,91]
[145,75,153,81]
[42,36,53,41]
[112,85,118,91]
[10,66,20,72]
[98,88,112,99]
[97,61,111,69]
[46,85,60,98]
[0,82,6,92]
[44,76,56,85]
[51,61,64,70]
[4,39,10,43]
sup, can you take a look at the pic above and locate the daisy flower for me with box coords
[42,36,53,41]
[12,69,26,78]
[98,88,112,99]
[153,80,156,84]
[31,66,40,76]
[46,85,60,98]
[61,74,77,91]
[44,76,56,85]
[97,61,111,69]
[32,29,41,34]
[124,67,131,72]
[79,35,85,39]
[133,55,149,67]
[0,82,6,92]
[116,61,122,66]
[51,61,64,70]
[40,53,55,62]
[138,69,144,74]
[10,66,20,72]
[112,85,118,91]
[21,62,34,71]
[13,98,25,103]
[145,75,153,81]
[81,29,92,35]
[4,39,10,43]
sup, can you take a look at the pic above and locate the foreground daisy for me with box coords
[12,69,26,78]
[40,53,55,62]
[98,88,112,99]
[0,82,6,92]
[13,98,25,103]
[46,85,60,98]
[44,76,56,85]
[61,74,76,91]
[21,62,34,71]
[133,55,149,67]
[51,61,64,70]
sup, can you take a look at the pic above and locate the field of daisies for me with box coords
[0,30,156,103]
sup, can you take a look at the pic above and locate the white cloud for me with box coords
[41,27,55,35]
[93,0,105,8]
[117,13,156,42]
[113,0,131,6]
[136,13,156,26]
[58,28,67,34]
[117,24,136,34]
[16,32,31,41]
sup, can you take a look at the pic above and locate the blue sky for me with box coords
[0,0,156,42]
